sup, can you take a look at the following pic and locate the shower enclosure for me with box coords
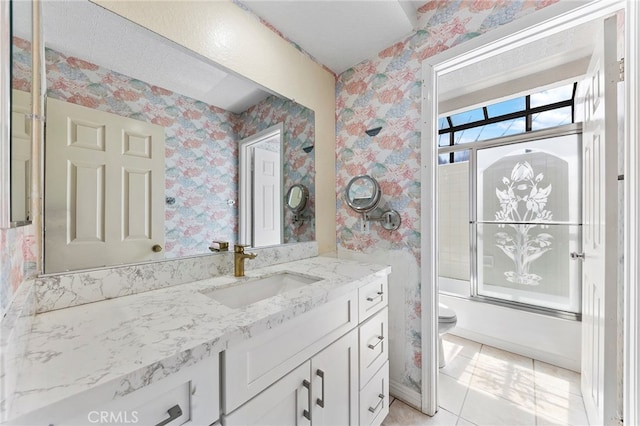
[438,125,582,317]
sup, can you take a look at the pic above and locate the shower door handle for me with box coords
[570,252,585,260]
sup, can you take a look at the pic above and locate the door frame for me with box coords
[420,0,639,421]
[238,123,284,246]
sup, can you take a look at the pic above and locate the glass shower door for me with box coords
[475,134,582,313]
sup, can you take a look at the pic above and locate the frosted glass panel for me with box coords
[476,134,582,313]
[477,134,581,224]
[477,223,581,312]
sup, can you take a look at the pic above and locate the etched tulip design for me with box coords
[494,161,553,285]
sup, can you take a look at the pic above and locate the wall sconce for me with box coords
[365,126,382,137]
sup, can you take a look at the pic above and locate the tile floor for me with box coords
[382,334,588,426]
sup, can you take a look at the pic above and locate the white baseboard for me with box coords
[389,380,422,411]
[450,328,580,372]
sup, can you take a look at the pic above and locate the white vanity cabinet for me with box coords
[225,329,358,425]
[10,267,390,426]
[223,275,389,426]
[12,354,220,426]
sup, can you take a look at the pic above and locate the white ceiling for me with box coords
[438,19,598,113]
[41,1,271,114]
[241,0,423,74]
[34,1,596,114]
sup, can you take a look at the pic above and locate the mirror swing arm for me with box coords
[344,175,401,231]
[361,210,401,230]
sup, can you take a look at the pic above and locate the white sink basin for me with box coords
[201,272,321,308]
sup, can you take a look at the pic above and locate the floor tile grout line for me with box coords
[534,359,540,426]
[456,343,482,418]
[470,344,541,424]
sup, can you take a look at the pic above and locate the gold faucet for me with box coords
[234,244,257,277]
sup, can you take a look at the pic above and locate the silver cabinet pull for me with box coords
[368,335,384,350]
[303,379,312,421]
[155,404,182,426]
[368,394,385,413]
[316,369,325,408]
[366,291,383,302]
[570,252,585,260]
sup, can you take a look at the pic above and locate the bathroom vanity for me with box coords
[5,256,390,426]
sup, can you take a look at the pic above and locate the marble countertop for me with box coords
[8,256,390,422]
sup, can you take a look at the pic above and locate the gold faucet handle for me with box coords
[234,244,250,253]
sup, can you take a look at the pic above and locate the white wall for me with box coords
[93,0,337,254]
[438,162,470,281]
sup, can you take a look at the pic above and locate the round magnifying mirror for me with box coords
[286,184,309,212]
[345,175,381,213]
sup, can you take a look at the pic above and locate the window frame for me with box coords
[438,82,577,163]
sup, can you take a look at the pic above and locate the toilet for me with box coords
[438,303,457,368]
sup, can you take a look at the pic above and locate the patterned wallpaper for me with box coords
[0,226,36,318]
[236,96,316,243]
[335,0,559,392]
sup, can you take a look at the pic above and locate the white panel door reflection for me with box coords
[45,98,165,273]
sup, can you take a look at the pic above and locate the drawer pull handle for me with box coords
[316,369,325,408]
[368,393,385,413]
[303,379,312,421]
[366,291,384,302]
[368,335,384,349]
[156,404,182,426]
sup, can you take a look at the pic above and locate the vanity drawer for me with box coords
[359,361,389,426]
[224,291,358,413]
[359,307,389,388]
[358,276,388,322]
[20,354,220,426]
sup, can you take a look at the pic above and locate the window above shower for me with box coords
[437,81,583,318]
[438,82,577,165]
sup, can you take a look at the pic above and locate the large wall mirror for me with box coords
[1,0,33,228]
[35,1,315,273]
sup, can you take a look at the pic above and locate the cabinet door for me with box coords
[311,329,358,426]
[225,361,312,426]
[224,291,357,413]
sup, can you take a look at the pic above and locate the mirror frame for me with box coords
[1,0,12,228]
[286,183,309,213]
[1,0,32,229]
[344,175,381,213]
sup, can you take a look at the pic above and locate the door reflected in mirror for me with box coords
[39,1,315,273]
[8,0,33,226]
[238,124,283,248]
